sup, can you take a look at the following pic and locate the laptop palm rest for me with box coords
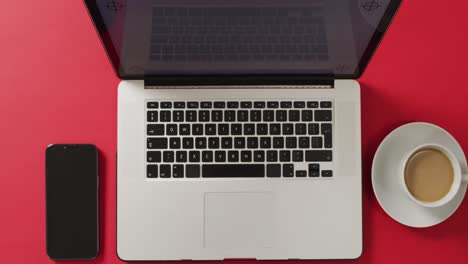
[204,192,275,250]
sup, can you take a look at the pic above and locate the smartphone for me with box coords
[46,144,99,260]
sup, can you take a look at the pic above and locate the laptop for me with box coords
[84,0,401,260]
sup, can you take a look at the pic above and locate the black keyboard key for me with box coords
[292,150,303,161]
[273,137,284,148]
[289,110,300,121]
[202,151,213,162]
[320,101,332,108]
[189,151,200,162]
[147,124,164,135]
[247,137,258,149]
[160,111,171,122]
[257,124,268,135]
[208,137,220,149]
[250,110,261,121]
[299,137,310,148]
[241,101,252,108]
[218,124,229,135]
[305,150,332,162]
[260,137,271,148]
[234,137,245,149]
[147,111,158,122]
[296,170,307,177]
[263,110,274,121]
[186,164,200,178]
[147,151,161,162]
[321,123,332,134]
[309,163,320,172]
[186,111,197,122]
[163,151,174,162]
[161,102,172,108]
[167,124,178,135]
[215,151,226,162]
[283,123,294,135]
[147,102,158,109]
[201,102,212,108]
[280,150,291,162]
[176,151,187,162]
[308,123,319,135]
[254,101,266,108]
[174,102,185,108]
[301,110,313,121]
[180,124,190,135]
[311,137,323,148]
[170,138,181,149]
[309,164,320,177]
[267,164,281,178]
[315,110,332,121]
[286,137,297,148]
[244,124,255,135]
[212,110,223,121]
[228,151,239,162]
[295,123,307,135]
[225,110,236,122]
[283,164,294,177]
[294,101,306,108]
[148,138,167,149]
[270,124,281,135]
[160,165,171,178]
[221,137,233,149]
[227,101,239,108]
[202,164,265,178]
[267,150,278,162]
[183,138,194,149]
[192,124,203,135]
[322,170,333,177]
[205,124,216,135]
[241,151,252,162]
[187,102,199,108]
[322,123,333,148]
[195,137,207,149]
[309,170,320,177]
[147,164,158,178]
[281,101,292,108]
[267,101,279,108]
[173,165,184,178]
[214,101,226,108]
[231,124,242,135]
[199,111,210,122]
[238,110,248,121]
[307,101,319,108]
[276,110,287,121]
[254,151,265,162]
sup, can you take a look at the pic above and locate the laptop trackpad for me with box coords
[204,192,275,249]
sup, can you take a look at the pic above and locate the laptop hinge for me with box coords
[144,77,334,88]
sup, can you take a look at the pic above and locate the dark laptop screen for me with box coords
[84,0,400,79]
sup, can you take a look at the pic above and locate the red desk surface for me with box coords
[1,0,468,263]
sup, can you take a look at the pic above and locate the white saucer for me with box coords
[372,122,467,228]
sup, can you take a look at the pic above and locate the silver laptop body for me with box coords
[117,81,361,260]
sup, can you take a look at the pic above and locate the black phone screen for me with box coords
[46,144,98,259]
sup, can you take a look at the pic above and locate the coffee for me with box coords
[404,148,454,202]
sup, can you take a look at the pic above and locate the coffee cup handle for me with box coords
[463,174,468,184]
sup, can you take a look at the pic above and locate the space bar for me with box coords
[202,165,265,178]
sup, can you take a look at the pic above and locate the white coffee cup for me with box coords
[400,144,468,207]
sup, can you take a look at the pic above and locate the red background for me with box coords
[1,0,468,263]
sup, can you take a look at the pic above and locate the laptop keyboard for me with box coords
[146,100,333,179]
[150,6,328,62]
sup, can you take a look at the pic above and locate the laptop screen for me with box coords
[84,0,400,79]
